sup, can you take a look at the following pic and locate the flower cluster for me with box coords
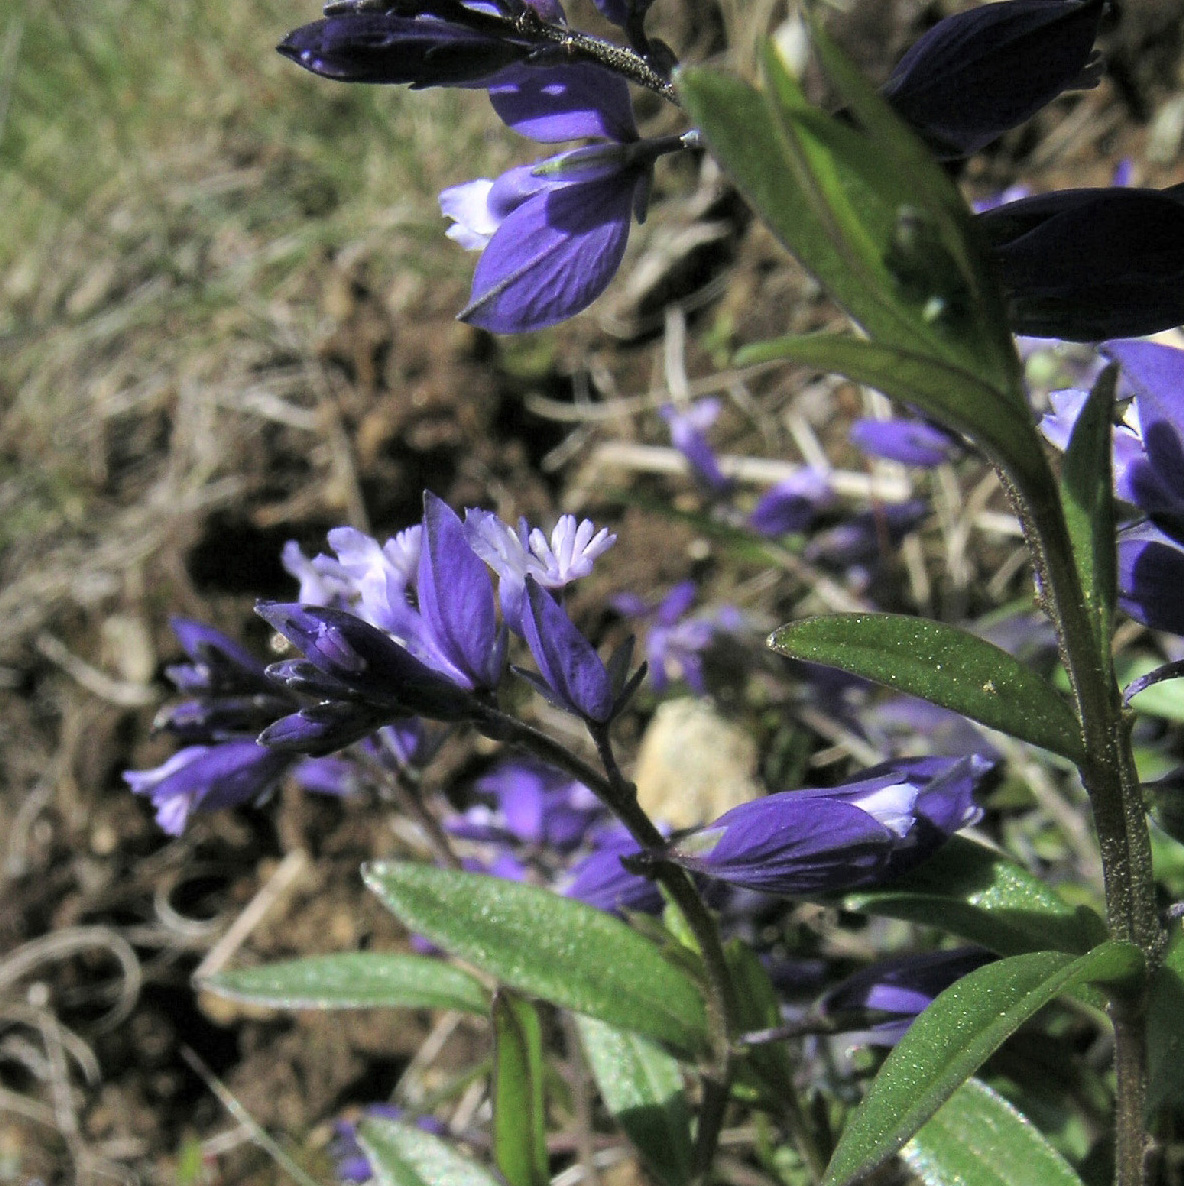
[277,0,1129,336]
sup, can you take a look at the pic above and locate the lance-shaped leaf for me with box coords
[845,836,1107,957]
[770,613,1084,763]
[577,1016,694,1186]
[823,942,1143,1186]
[359,1115,502,1186]
[736,334,1048,488]
[1060,364,1118,657]
[902,1077,1085,1186]
[492,991,549,1186]
[199,952,488,1014]
[364,862,709,1059]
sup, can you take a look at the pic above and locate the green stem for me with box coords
[1001,455,1158,1186]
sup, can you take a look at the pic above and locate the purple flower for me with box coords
[820,948,996,1046]
[804,499,930,573]
[416,492,506,689]
[442,64,684,332]
[519,577,615,722]
[979,185,1184,340]
[448,758,604,851]
[660,399,733,496]
[883,0,1103,159]
[662,755,991,897]
[848,418,961,469]
[1117,522,1184,635]
[562,826,664,915]
[124,741,294,835]
[463,507,615,633]
[748,470,835,537]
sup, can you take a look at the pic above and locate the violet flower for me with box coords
[463,507,615,633]
[562,826,664,915]
[849,418,961,469]
[660,399,733,496]
[442,64,685,332]
[661,755,992,897]
[124,740,294,836]
[820,947,996,1046]
[882,0,1103,160]
[748,470,835,537]
[979,185,1184,340]
[518,576,615,722]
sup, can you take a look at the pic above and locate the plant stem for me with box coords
[473,705,740,1180]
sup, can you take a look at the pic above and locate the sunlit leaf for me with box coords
[364,862,709,1059]
[359,1116,501,1186]
[577,1016,694,1186]
[903,1077,1085,1186]
[200,952,488,1014]
[845,836,1107,957]
[770,613,1084,762]
[1146,922,1184,1115]
[824,943,1142,1186]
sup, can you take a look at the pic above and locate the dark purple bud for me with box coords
[979,186,1184,340]
[849,418,960,468]
[278,14,528,88]
[417,492,506,689]
[258,702,398,756]
[167,618,269,691]
[883,0,1103,159]
[257,602,478,720]
[820,947,996,1045]
[124,741,293,835]
[519,577,614,722]
[662,756,989,897]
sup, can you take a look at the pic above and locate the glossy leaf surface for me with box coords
[364,862,709,1059]
[770,613,1084,762]
[902,1077,1084,1186]
[577,1015,694,1186]
[200,952,488,1014]
[845,836,1106,957]
[824,942,1142,1186]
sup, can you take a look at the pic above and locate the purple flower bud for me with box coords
[820,947,996,1045]
[124,741,293,835]
[979,186,1184,340]
[278,14,530,89]
[662,755,991,897]
[519,577,614,722]
[848,419,960,468]
[883,0,1103,159]
[257,602,478,721]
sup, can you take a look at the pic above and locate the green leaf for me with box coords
[1060,365,1118,656]
[577,1016,694,1186]
[725,940,797,1105]
[492,991,549,1186]
[359,1116,501,1186]
[804,22,1020,395]
[676,64,930,357]
[736,334,1048,487]
[902,1077,1085,1186]
[845,836,1107,957]
[199,952,488,1014]
[364,862,709,1060]
[769,613,1084,763]
[1146,923,1184,1115]
[823,942,1143,1186]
